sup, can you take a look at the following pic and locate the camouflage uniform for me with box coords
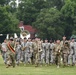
[62,41,70,66]
[73,41,76,65]
[44,40,50,64]
[6,39,15,68]
[68,39,76,66]
[54,40,61,68]
[1,40,8,64]
[26,39,33,63]
[60,38,68,64]
[49,42,55,64]
[41,41,45,64]
[15,41,21,65]
[32,38,39,66]
[37,39,42,64]
[21,39,29,64]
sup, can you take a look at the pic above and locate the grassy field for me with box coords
[0,55,76,75]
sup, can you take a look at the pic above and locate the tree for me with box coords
[33,8,64,40]
[0,5,20,34]
[46,0,65,10]
[61,0,76,39]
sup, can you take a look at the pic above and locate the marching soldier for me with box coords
[41,40,45,64]
[37,38,43,65]
[49,40,55,64]
[60,36,67,64]
[44,39,50,64]
[32,38,39,67]
[54,40,61,68]
[1,39,8,64]
[21,38,29,64]
[62,41,70,66]
[26,38,33,64]
[6,37,15,68]
[73,39,76,65]
[68,39,76,66]
[15,41,22,65]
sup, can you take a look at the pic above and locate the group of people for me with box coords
[0,36,76,68]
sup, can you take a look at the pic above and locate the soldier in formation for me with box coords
[1,36,76,68]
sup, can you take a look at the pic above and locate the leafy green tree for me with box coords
[46,0,65,10]
[17,0,48,25]
[33,8,64,40]
[61,0,76,39]
[0,5,20,34]
[0,0,11,6]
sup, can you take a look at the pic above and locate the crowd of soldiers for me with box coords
[0,36,76,68]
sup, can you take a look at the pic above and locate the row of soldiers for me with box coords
[0,36,76,68]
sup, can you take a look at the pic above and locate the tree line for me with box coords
[0,0,76,40]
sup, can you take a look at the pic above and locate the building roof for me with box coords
[24,25,36,33]
[19,21,37,33]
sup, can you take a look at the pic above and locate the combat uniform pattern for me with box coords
[54,43,61,67]
[32,40,39,66]
[1,41,8,64]
[49,43,56,64]
[44,42,50,64]
[62,41,70,66]
[41,42,45,64]
[15,42,22,65]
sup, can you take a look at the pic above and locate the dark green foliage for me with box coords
[0,0,76,40]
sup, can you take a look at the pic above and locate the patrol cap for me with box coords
[10,37,13,41]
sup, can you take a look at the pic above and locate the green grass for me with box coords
[0,55,76,75]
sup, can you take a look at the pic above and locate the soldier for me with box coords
[60,36,67,64]
[1,39,8,64]
[26,38,33,64]
[6,37,15,68]
[49,40,56,64]
[32,38,39,67]
[37,38,43,65]
[20,38,24,62]
[41,40,45,65]
[62,41,70,66]
[15,41,21,65]
[54,40,61,68]
[21,38,29,64]
[68,39,76,66]
[73,39,76,65]
[44,39,50,65]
